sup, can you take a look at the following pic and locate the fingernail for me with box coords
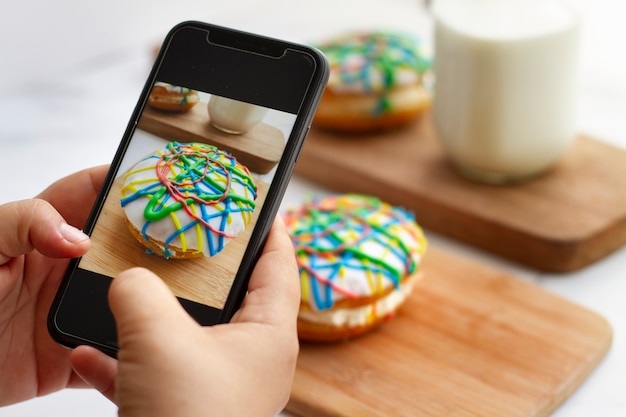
[60,223,89,244]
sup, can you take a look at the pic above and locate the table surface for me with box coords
[1,1,624,416]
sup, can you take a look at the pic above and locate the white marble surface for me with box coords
[1,0,624,416]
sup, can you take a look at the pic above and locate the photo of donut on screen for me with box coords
[78,81,295,311]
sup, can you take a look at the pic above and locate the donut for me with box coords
[283,194,428,342]
[120,141,257,259]
[313,32,432,133]
[147,82,200,112]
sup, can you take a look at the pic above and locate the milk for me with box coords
[208,95,268,134]
[432,0,580,183]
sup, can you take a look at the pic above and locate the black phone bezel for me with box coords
[47,21,328,357]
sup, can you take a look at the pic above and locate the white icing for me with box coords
[298,276,418,328]
[328,68,420,93]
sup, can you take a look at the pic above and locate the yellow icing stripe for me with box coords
[300,269,310,303]
[169,211,186,251]
[189,200,203,253]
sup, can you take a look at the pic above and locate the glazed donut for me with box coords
[147,82,200,112]
[120,141,257,259]
[313,32,432,133]
[283,194,428,342]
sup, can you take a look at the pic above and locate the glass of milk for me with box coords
[208,95,269,134]
[432,0,580,184]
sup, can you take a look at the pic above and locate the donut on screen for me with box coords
[147,82,200,112]
[120,141,257,259]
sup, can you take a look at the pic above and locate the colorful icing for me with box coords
[121,142,257,258]
[153,82,196,95]
[150,82,199,107]
[283,194,427,311]
[318,32,431,106]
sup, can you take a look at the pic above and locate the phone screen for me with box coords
[49,22,328,354]
[79,88,295,308]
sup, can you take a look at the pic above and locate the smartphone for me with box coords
[48,21,328,357]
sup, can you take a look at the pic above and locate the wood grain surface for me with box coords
[138,104,285,174]
[295,115,626,272]
[287,246,613,417]
[79,176,269,308]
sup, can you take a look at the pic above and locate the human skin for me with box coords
[0,166,301,417]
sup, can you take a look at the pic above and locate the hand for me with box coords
[71,216,301,417]
[0,165,108,406]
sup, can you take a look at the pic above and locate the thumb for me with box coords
[108,268,197,351]
[0,199,89,265]
[72,269,195,405]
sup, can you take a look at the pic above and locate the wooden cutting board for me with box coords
[295,115,626,272]
[287,246,612,417]
[138,104,285,174]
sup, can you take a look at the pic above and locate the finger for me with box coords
[231,216,300,327]
[70,345,118,403]
[108,268,196,351]
[37,164,109,229]
[0,199,90,264]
